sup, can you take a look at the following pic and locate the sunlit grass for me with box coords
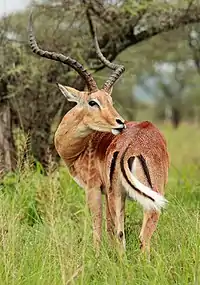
[0,124,199,284]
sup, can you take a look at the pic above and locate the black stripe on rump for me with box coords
[137,154,153,188]
[128,156,134,172]
[120,148,155,202]
[110,151,119,183]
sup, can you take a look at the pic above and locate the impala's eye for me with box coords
[88,100,99,107]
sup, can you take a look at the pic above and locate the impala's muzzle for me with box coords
[112,121,126,135]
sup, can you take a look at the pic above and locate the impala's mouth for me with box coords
[111,124,126,135]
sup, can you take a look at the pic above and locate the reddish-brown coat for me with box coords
[54,89,169,252]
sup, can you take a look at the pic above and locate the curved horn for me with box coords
[87,10,125,92]
[28,12,98,92]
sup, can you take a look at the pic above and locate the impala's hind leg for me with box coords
[139,210,160,253]
[86,187,102,250]
[105,195,114,238]
[108,190,126,250]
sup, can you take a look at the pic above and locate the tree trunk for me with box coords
[171,107,181,129]
[0,103,16,175]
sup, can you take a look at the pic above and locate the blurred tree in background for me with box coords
[1,0,200,172]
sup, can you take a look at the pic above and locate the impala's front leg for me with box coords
[86,187,102,250]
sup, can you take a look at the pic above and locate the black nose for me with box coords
[116,119,124,125]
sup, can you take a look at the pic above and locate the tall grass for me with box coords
[0,124,199,284]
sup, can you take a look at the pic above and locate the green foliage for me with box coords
[1,0,200,166]
[0,124,199,284]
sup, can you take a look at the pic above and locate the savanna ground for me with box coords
[0,124,199,285]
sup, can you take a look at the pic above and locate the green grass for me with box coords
[0,124,200,285]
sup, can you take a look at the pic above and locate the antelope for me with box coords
[28,11,169,253]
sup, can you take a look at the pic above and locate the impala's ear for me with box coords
[57,83,81,103]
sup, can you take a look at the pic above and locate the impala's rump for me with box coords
[105,121,168,210]
[121,154,167,211]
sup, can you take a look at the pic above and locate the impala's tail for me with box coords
[120,153,167,211]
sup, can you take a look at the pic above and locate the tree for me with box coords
[157,63,188,128]
[1,0,200,169]
[188,25,200,75]
[0,19,17,174]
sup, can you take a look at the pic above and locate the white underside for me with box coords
[121,157,167,211]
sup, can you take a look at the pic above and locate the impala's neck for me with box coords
[54,106,93,166]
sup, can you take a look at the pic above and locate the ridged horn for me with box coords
[28,11,98,92]
[87,9,125,92]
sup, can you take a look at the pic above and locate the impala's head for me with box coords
[57,85,125,134]
[28,11,126,135]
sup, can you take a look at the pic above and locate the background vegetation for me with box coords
[0,0,200,284]
[0,124,199,284]
[1,0,200,172]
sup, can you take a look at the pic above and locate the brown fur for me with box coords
[55,87,169,253]
[28,14,169,253]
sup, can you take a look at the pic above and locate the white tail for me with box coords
[121,156,168,211]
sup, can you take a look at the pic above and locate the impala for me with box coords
[28,11,169,252]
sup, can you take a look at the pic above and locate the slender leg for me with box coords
[105,195,114,238]
[86,187,102,250]
[139,210,160,253]
[108,190,126,250]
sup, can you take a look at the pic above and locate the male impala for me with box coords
[28,11,169,252]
